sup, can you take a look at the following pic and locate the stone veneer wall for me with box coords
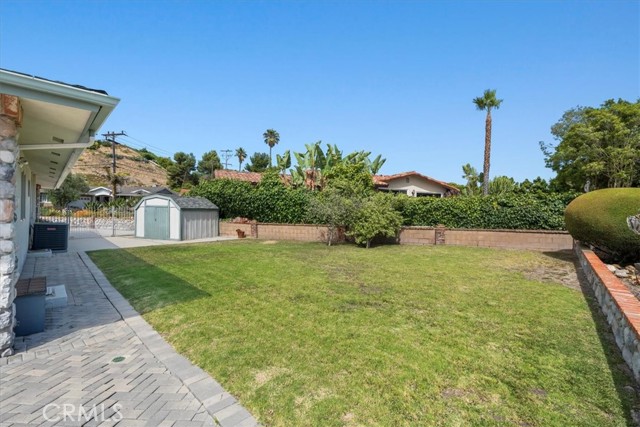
[0,95,20,357]
[575,243,640,381]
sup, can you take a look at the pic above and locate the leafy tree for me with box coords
[541,99,640,191]
[154,156,174,170]
[324,162,374,197]
[236,147,247,171]
[244,152,270,172]
[307,188,358,246]
[349,193,403,248]
[168,152,197,188]
[515,177,550,195]
[489,176,516,195]
[263,129,280,166]
[473,89,503,195]
[49,174,89,209]
[197,150,222,178]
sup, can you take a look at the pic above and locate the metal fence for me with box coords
[39,206,135,237]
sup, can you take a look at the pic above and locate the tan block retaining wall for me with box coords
[575,243,640,381]
[400,227,572,251]
[220,222,572,251]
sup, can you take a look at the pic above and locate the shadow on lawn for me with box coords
[88,248,212,314]
[543,250,639,425]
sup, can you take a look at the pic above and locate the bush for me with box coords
[395,193,576,230]
[565,188,640,263]
[190,177,310,223]
[349,193,403,248]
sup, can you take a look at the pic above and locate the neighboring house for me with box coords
[0,69,119,356]
[374,171,460,197]
[61,185,174,209]
[118,186,175,199]
[214,170,263,184]
[214,169,458,197]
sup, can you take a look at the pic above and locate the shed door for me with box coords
[144,206,170,239]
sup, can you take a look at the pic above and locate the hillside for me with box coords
[73,143,168,188]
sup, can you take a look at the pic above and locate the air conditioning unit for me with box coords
[32,222,69,251]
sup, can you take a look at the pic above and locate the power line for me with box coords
[119,135,174,157]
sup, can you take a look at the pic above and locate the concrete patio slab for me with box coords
[0,250,258,427]
[67,229,236,252]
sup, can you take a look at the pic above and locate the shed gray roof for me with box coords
[168,195,219,210]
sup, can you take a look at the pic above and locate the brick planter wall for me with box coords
[399,226,572,251]
[257,223,332,241]
[575,243,640,381]
[220,222,253,238]
[220,222,571,250]
[220,222,340,242]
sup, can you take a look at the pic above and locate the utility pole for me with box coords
[102,131,126,237]
[221,149,233,170]
[102,131,127,178]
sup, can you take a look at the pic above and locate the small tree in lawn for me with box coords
[307,188,358,246]
[349,193,403,248]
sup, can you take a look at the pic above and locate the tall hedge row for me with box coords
[393,193,576,229]
[190,179,311,223]
[191,179,577,230]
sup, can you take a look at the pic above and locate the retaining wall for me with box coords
[220,221,572,251]
[575,243,640,381]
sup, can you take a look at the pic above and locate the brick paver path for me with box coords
[0,252,258,427]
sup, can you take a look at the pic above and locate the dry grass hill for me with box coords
[73,143,168,188]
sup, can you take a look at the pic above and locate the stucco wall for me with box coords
[384,176,448,196]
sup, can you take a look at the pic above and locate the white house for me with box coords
[0,69,119,356]
[374,171,460,197]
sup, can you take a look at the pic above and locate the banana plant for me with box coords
[276,150,291,175]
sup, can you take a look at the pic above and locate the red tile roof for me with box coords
[214,170,291,184]
[214,170,263,183]
[373,171,460,193]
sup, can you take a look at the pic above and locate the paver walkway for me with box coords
[0,251,258,427]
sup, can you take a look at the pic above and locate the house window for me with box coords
[405,177,410,183]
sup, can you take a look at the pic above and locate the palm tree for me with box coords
[104,167,126,201]
[473,89,503,195]
[236,147,247,171]
[263,129,280,167]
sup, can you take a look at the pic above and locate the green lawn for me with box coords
[89,241,639,426]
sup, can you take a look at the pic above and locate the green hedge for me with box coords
[190,179,310,223]
[394,193,577,229]
[565,188,640,262]
[191,179,577,230]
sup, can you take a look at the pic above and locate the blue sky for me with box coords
[1,0,638,183]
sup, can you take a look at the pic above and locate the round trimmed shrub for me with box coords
[565,188,640,262]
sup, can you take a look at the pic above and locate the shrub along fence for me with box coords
[192,179,578,230]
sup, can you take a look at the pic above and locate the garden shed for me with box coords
[134,195,219,240]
